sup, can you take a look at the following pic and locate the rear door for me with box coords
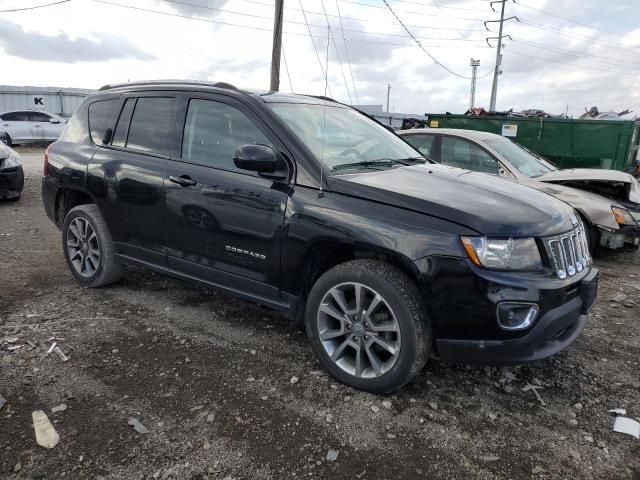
[88,93,178,266]
[164,94,291,298]
[1,111,32,143]
[28,111,51,142]
[439,135,500,174]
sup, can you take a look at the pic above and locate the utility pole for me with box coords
[470,59,480,108]
[270,0,284,92]
[386,83,391,112]
[486,0,517,111]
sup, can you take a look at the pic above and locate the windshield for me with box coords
[484,138,557,177]
[269,103,424,172]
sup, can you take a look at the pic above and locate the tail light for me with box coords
[44,143,52,176]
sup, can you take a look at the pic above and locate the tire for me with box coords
[0,132,11,147]
[62,204,123,287]
[305,260,430,393]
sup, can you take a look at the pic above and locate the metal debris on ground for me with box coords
[32,410,60,448]
[127,417,150,434]
[612,417,640,440]
[522,384,546,406]
[326,449,339,462]
[46,342,57,354]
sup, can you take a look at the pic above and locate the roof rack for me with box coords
[98,80,238,92]
[304,95,338,103]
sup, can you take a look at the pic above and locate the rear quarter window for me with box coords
[88,99,118,145]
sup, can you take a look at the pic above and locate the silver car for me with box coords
[0,110,66,147]
[399,128,640,252]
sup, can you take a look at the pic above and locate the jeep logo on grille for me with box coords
[226,245,266,260]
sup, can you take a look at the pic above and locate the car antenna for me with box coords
[318,23,330,199]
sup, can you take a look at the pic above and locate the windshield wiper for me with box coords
[331,157,425,172]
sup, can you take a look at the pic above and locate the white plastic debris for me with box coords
[128,417,150,434]
[51,404,67,413]
[608,408,627,416]
[53,347,69,362]
[32,410,60,448]
[522,384,546,406]
[326,449,339,462]
[0,394,6,411]
[46,342,57,354]
[613,417,640,440]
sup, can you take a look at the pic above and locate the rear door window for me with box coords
[403,134,435,157]
[441,136,499,174]
[2,111,30,121]
[88,99,118,145]
[125,97,175,155]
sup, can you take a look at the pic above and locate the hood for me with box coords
[538,168,640,204]
[329,164,576,237]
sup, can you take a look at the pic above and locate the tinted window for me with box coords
[88,99,118,145]
[441,136,498,174]
[404,134,435,157]
[111,98,136,148]
[29,112,51,122]
[2,111,30,121]
[181,99,271,171]
[126,97,175,155]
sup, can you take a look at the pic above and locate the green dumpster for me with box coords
[424,114,640,170]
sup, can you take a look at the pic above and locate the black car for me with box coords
[0,143,24,201]
[42,81,598,393]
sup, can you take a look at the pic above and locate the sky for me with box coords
[0,0,639,117]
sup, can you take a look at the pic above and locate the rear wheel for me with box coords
[62,205,123,287]
[305,260,430,393]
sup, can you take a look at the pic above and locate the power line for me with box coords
[157,0,489,44]
[0,0,70,13]
[511,37,640,70]
[382,0,480,80]
[298,0,334,98]
[281,40,294,93]
[342,0,489,22]
[92,0,490,49]
[507,49,639,77]
[320,0,352,104]
[513,0,640,41]
[335,0,359,104]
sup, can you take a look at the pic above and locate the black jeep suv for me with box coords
[42,81,598,392]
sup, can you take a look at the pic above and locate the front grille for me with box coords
[544,223,591,279]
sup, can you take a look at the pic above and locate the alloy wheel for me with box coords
[66,217,101,277]
[316,282,401,379]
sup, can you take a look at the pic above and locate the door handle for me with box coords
[169,175,197,187]
[2,124,10,127]
[34,125,41,128]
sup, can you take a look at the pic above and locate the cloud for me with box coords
[0,19,155,63]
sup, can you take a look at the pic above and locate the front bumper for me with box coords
[438,269,597,365]
[598,224,640,250]
[0,166,24,199]
[414,255,599,366]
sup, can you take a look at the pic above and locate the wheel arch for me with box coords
[54,187,96,227]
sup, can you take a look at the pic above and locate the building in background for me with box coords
[0,85,95,118]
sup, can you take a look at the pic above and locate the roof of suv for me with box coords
[98,80,344,107]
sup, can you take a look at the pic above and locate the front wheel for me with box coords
[62,204,123,287]
[305,260,430,393]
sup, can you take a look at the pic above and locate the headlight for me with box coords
[461,237,543,270]
[1,150,22,170]
[611,206,637,225]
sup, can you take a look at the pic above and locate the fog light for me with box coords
[496,303,539,331]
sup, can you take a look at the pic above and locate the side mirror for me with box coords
[49,118,61,124]
[233,144,287,180]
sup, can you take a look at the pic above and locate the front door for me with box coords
[29,111,51,142]
[164,95,290,299]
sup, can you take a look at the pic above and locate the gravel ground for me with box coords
[1,147,639,480]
